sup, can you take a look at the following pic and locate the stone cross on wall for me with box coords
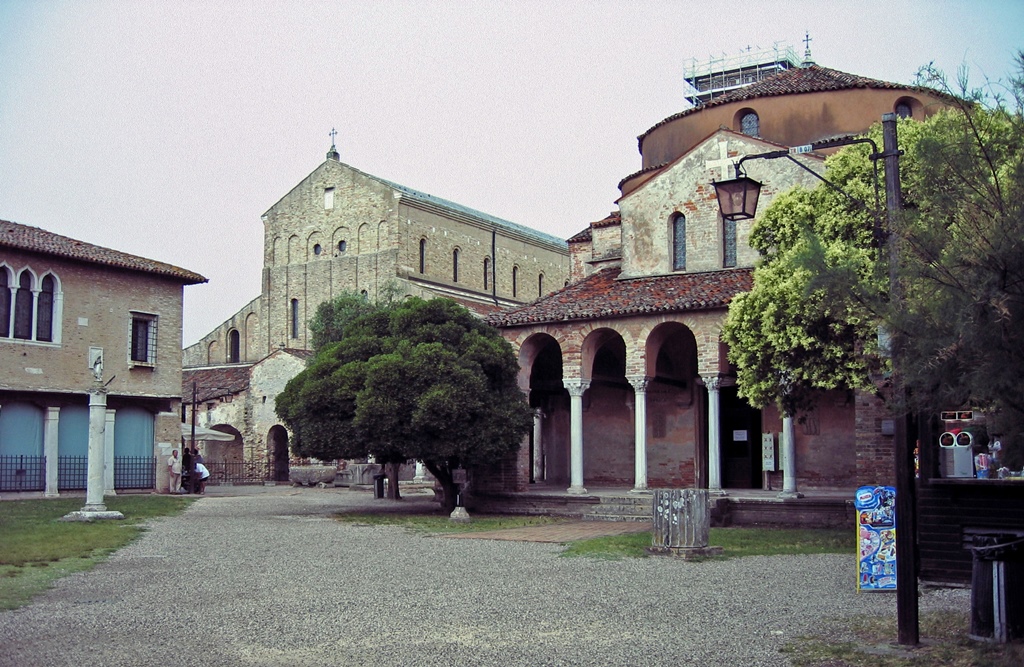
[706,141,736,180]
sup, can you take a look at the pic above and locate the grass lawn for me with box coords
[783,611,1024,666]
[0,495,193,610]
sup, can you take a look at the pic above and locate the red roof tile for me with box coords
[1,219,206,284]
[182,366,252,402]
[488,267,753,327]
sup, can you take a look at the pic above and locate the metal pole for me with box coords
[883,112,918,646]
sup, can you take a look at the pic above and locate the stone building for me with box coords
[183,150,569,469]
[486,60,953,497]
[0,219,205,495]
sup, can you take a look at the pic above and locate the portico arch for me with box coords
[518,333,567,485]
[578,328,632,486]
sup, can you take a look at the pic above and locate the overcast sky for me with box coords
[2,0,1022,346]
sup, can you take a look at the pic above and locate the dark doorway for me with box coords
[268,425,290,482]
[720,386,762,489]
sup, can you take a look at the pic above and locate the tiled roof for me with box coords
[567,227,592,244]
[1,219,207,284]
[182,366,252,402]
[591,211,621,228]
[487,267,753,327]
[639,64,939,144]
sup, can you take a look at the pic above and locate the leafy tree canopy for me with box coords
[276,297,533,508]
[722,55,1024,467]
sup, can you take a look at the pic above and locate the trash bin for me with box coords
[373,473,386,499]
[969,532,1024,643]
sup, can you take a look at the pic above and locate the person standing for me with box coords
[167,449,182,494]
[181,447,193,493]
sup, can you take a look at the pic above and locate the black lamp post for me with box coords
[714,114,918,645]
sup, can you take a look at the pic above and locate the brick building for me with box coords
[183,149,569,471]
[486,61,953,496]
[0,219,205,494]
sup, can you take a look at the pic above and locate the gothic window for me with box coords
[723,217,737,268]
[129,312,157,365]
[452,248,460,282]
[13,270,34,339]
[419,239,426,274]
[740,111,760,137]
[36,275,54,342]
[228,329,240,363]
[290,299,299,339]
[672,214,686,271]
[538,273,544,297]
[0,266,10,337]
[483,257,490,291]
[512,266,519,298]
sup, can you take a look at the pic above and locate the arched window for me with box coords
[895,102,912,118]
[723,216,737,268]
[0,267,10,338]
[13,270,33,339]
[36,275,54,342]
[337,240,347,253]
[228,329,240,363]
[740,111,760,137]
[452,248,460,283]
[419,239,426,274]
[538,273,544,297]
[672,213,686,271]
[290,299,299,339]
[512,266,519,298]
[483,258,491,291]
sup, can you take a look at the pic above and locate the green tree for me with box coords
[723,56,1024,468]
[307,281,403,354]
[276,297,532,509]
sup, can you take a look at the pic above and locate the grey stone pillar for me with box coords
[705,377,722,491]
[778,414,802,498]
[564,379,589,495]
[44,407,60,497]
[626,375,650,493]
[532,409,544,482]
[103,409,116,496]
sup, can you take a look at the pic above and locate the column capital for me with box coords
[562,378,590,396]
[702,375,722,392]
[625,375,651,392]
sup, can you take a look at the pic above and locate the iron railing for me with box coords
[0,455,45,492]
[204,461,273,486]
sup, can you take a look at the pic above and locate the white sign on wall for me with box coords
[761,433,776,471]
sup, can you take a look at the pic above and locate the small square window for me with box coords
[129,312,158,366]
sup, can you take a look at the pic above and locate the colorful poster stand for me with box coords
[855,485,897,591]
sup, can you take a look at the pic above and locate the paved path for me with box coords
[0,486,969,667]
[442,520,651,542]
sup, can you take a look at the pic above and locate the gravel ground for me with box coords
[0,487,969,667]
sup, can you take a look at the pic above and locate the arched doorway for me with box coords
[645,323,702,487]
[580,328,631,486]
[267,425,290,482]
[521,333,566,484]
[202,424,243,464]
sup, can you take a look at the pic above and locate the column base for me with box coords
[777,490,804,499]
[645,545,724,559]
[566,485,588,495]
[449,506,471,523]
[628,487,651,495]
[708,488,730,497]
[61,509,125,522]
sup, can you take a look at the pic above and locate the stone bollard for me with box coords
[646,489,723,559]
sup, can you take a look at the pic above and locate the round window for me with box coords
[313,244,322,255]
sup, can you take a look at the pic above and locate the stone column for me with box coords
[44,407,60,497]
[413,461,427,483]
[563,379,589,495]
[705,376,723,492]
[103,409,116,496]
[532,409,544,483]
[778,414,803,498]
[626,375,650,493]
[84,386,108,511]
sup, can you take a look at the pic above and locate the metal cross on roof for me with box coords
[329,127,337,146]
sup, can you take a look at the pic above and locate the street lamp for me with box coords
[713,114,918,645]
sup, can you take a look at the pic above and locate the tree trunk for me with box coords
[424,460,457,513]
[385,460,401,500]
